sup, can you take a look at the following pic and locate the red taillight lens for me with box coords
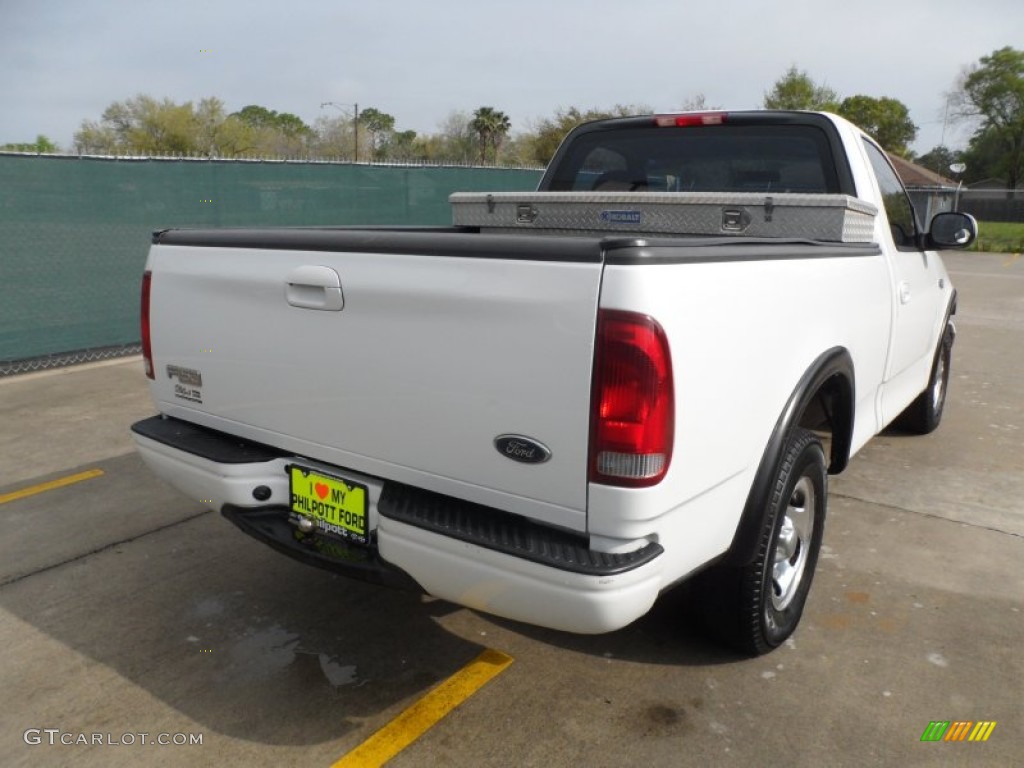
[654,112,727,127]
[590,310,674,487]
[141,270,154,379]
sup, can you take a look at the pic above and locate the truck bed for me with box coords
[146,225,879,530]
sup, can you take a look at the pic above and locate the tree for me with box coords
[470,107,511,164]
[409,111,476,163]
[838,95,917,156]
[763,66,839,111]
[232,104,279,130]
[676,93,720,111]
[312,114,354,159]
[359,107,396,158]
[524,104,648,167]
[387,129,418,162]
[953,46,1024,189]
[73,96,317,158]
[0,134,59,153]
[961,127,1016,185]
[74,95,217,156]
[917,145,960,177]
[232,105,312,139]
[72,120,119,154]
[231,104,313,156]
[195,97,232,156]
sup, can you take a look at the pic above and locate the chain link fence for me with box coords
[0,154,542,376]
[1,344,143,376]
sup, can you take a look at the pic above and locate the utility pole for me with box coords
[320,102,360,162]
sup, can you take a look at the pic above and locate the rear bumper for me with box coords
[131,415,665,633]
[378,516,664,634]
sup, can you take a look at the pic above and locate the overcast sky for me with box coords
[2,0,1021,156]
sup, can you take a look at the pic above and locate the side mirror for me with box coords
[928,212,978,250]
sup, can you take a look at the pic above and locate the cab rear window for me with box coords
[546,124,841,195]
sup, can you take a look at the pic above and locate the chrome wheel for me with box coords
[771,475,815,611]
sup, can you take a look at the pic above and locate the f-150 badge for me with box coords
[167,364,203,404]
[494,435,551,464]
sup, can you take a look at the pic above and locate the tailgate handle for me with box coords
[285,266,344,311]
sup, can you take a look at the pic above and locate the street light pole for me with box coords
[320,102,360,162]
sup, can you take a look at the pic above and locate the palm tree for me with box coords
[471,107,511,164]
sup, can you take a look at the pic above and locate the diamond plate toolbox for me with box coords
[450,191,878,243]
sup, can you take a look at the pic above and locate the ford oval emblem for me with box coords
[494,434,551,464]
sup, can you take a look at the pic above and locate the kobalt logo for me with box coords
[494,435,552,464]
[599,210,643,225]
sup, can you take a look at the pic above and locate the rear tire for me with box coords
[896,324,953,435]
[697,429,827,656]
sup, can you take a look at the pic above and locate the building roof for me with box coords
[887,153,957,190]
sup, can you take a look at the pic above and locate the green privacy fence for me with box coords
[0,154,543,374]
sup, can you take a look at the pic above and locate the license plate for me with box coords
[288,465,369,545]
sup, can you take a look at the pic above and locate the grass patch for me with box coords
[971,220,1024,253]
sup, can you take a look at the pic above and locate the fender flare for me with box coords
[921,287,958,398]
[943,288,958,343]
[723,346,855,566]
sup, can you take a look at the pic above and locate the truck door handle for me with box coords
[898,281,911,305]
[285,266,344,311]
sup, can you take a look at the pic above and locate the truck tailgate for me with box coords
[146,231,605,532]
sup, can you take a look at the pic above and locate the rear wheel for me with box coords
[896,324,953,435]
[697,428,827,655]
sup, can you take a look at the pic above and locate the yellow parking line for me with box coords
[0,469,105,505]
[332,649,514,768]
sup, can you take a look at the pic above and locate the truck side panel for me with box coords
[588,243,892,587]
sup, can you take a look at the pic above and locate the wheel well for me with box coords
[796,372,854,475]
[722,347,854,565]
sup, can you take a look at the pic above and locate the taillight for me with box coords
[654,112,727,127]
[141,270,154,379]
[590,310,674,487]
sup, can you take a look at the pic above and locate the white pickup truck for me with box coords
[132,111,977,655]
